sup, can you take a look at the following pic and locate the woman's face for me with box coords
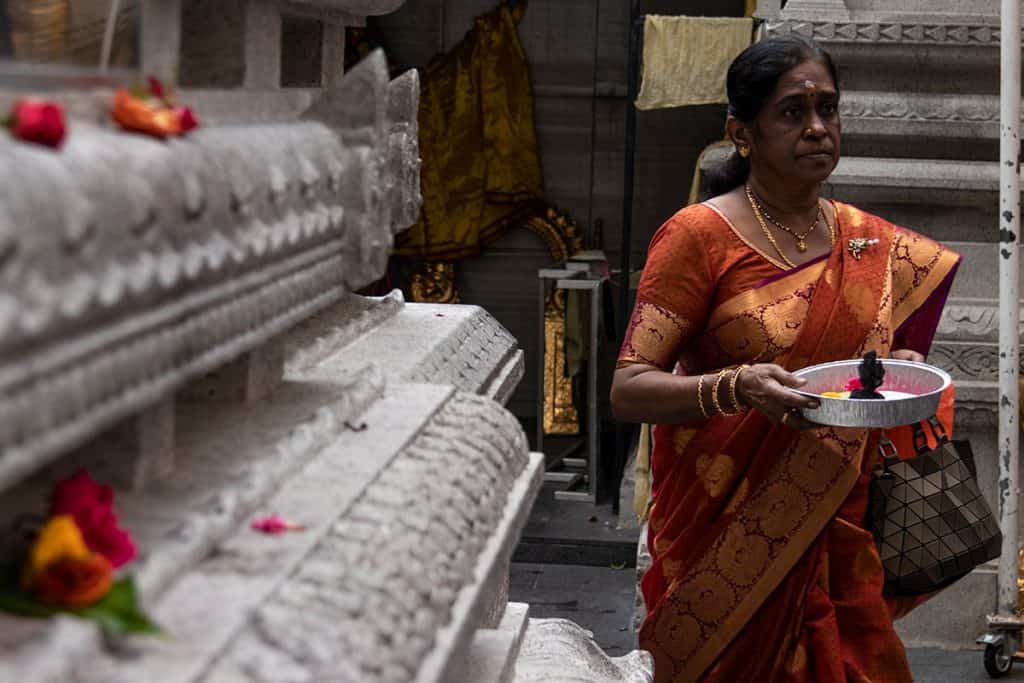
[744,58,841,186]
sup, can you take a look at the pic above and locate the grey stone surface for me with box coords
[0,47,414,495]
[513,619,653,683]
[0,3,649,681]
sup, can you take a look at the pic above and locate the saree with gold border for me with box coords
[618,202,960,682]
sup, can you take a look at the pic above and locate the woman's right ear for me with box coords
[726,116,750,155]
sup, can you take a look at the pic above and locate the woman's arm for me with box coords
[611,363,821,427]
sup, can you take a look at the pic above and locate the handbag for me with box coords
[868,417,1002,597]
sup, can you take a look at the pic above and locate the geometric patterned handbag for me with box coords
[867,418,1003,597]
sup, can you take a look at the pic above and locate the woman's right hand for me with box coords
[736,364,820,430]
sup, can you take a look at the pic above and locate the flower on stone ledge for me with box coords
[112,76,200,139]
[22,516,113,608]
[50,470,136,568]
[4,99,66,148]
[251,515,306,535]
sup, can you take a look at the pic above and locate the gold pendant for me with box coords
[797,239,807,252]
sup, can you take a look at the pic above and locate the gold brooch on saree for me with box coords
[847,237,879,260]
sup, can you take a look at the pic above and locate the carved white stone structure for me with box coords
[0,1,652,681]
[756,0,1020,649]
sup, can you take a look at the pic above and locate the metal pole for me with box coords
[996,0,1021,619]
[612,12,643,514]
[618,14,642,342]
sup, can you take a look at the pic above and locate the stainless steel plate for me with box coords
[793,359,951,428]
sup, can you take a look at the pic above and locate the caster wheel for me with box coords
[985,642,1014,678]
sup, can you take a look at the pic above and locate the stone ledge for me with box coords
[0,51,420,497]
[61,387,532,683]
[459,603,531,683]
[292,299,523,403]
[841,91,1002,141]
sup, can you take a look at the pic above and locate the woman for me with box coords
[611,36,960,682]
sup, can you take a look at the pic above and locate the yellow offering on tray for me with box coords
[820,391,850,399]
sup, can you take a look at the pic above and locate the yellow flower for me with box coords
[23,515,90,587]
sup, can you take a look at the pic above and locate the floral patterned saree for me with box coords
[618,202,960,682]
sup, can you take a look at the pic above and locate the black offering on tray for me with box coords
[850,351,885,399]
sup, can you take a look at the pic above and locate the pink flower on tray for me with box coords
[845,377,863,392]
[50,470,137,568]
[251,516,305,535]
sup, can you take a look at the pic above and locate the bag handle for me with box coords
[926,415,950,446]
[878,435,899,471]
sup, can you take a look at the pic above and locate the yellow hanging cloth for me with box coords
[395,2,544,261]
[635,16,753,111]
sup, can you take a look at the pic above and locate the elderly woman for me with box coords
[610,36,960,682]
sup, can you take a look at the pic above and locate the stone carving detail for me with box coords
[285,290,406,375]
[0,50,419,493]
[928,344,1008,382]
[767,20,1003,45]
[841,92,998,124]
[404,309,520,397]
[200,392,530,683]
[514,619,654,682]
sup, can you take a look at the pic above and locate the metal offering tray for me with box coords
[793,359,951,428]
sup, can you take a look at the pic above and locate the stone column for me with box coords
[322,21,347,88]
[141,0,183,84]
[244,0,282,89]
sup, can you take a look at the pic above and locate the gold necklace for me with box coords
[748,187,821,252]
[746,185,797,268]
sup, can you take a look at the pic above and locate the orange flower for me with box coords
[112,89,182,138]
[33,554,113,608]
[22,515,113,608]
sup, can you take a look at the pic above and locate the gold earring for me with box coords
[738,146,750,158]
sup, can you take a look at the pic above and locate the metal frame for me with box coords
[537,267,603,503]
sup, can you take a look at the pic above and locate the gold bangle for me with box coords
[729,365,750,413]
[697,374,711,418]
[712,370,729,416]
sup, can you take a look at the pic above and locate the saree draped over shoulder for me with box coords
[619,202,960,683]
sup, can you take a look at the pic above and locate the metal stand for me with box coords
[537,266,603,503]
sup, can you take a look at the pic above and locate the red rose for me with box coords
[50,471,136,568]
[147,75,167,102]
[176,106,199,133]
[6,99,66,148]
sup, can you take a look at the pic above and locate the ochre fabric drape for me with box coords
[394,2,543,261]
[635,16,754,111]
[619,202,960,682]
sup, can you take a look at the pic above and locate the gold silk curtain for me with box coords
[395,1,543,260]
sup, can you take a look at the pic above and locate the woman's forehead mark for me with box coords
[803,80,817,95]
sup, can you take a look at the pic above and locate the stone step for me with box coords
[697,152,1008,243]
[823,156,1006,243]
[841,91,1000,161]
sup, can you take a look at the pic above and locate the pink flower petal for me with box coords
[251,516,305,535]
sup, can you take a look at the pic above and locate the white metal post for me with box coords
[997,0,1021,619]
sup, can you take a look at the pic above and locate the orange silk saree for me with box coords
[618,202,960,682]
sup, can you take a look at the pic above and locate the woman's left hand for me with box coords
[891,349,925,363]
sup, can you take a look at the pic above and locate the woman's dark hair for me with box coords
[705,35,840,197]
